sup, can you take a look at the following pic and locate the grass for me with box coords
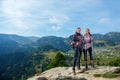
[43,51,57,59]
[35,73,41,76]
[94,72,120,78]
[93,74,102,77]
[102,73,120,78]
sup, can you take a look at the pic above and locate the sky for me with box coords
[0,0,120,37]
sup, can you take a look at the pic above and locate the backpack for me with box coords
[69,33,83,48]
[69,34,75,48]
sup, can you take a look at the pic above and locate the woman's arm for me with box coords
[90,35,94,42]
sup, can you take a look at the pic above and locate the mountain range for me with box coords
[0,32,120,80]
[0,32,120,54]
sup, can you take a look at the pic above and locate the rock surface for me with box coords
[28,66,120,80]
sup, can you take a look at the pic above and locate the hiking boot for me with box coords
[91,64,95,69]
[85,66,88,71]
[84,61,88,71]
[77,67,81,70]
[90,61,95,68]
[73,70,76,75]
[83,67,88,71]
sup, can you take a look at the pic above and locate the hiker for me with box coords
[83,28,94,70]
[69,27,84,75]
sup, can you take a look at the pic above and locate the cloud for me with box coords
[49,16,60,24]
[49,16,69,24]
[1,0,39,29]
[0,0,120,37]
[99,18,110,24]
[51,26,61,31]
[48,15,69,31]
[1,0,70,31]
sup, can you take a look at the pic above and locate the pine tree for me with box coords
[47,52,66,69]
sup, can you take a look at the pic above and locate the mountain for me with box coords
[0,52,45,80]
[0,34,39,54]
[35,32,120,49]
[103,32,120,46]
[36,32,120,51]
[0,32,120,80]
[93,32,120,47]
[36,45,59,53]
[36,36,70,52]
[0,32,120,54]
[28,66,120,80]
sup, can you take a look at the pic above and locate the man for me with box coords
[70,27,84,75]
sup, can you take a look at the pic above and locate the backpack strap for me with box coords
[73,33,81,40]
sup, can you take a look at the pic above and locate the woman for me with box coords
[83,28,94,70]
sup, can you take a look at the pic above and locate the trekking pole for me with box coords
[85,49,88,71]
[84,43,87,71]
[90,41,94,80]
[92,41,94,67]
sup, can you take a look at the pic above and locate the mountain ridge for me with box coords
[0,32,120,54]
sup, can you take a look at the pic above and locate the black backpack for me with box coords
[69,34,83,48]
[69,34,75,48]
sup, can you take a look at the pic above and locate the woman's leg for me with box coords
[88,47,94,67]
[83,49,88,70]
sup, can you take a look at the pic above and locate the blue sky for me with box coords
[0,0,120,37]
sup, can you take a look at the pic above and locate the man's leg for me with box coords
[77,49,82,70]
[73,47,78,74]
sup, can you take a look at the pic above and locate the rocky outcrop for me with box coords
[28,66,120,80]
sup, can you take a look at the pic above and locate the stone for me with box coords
[28,66,120,80]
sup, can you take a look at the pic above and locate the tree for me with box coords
[109,57,120,66]
[47,52,66,69]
